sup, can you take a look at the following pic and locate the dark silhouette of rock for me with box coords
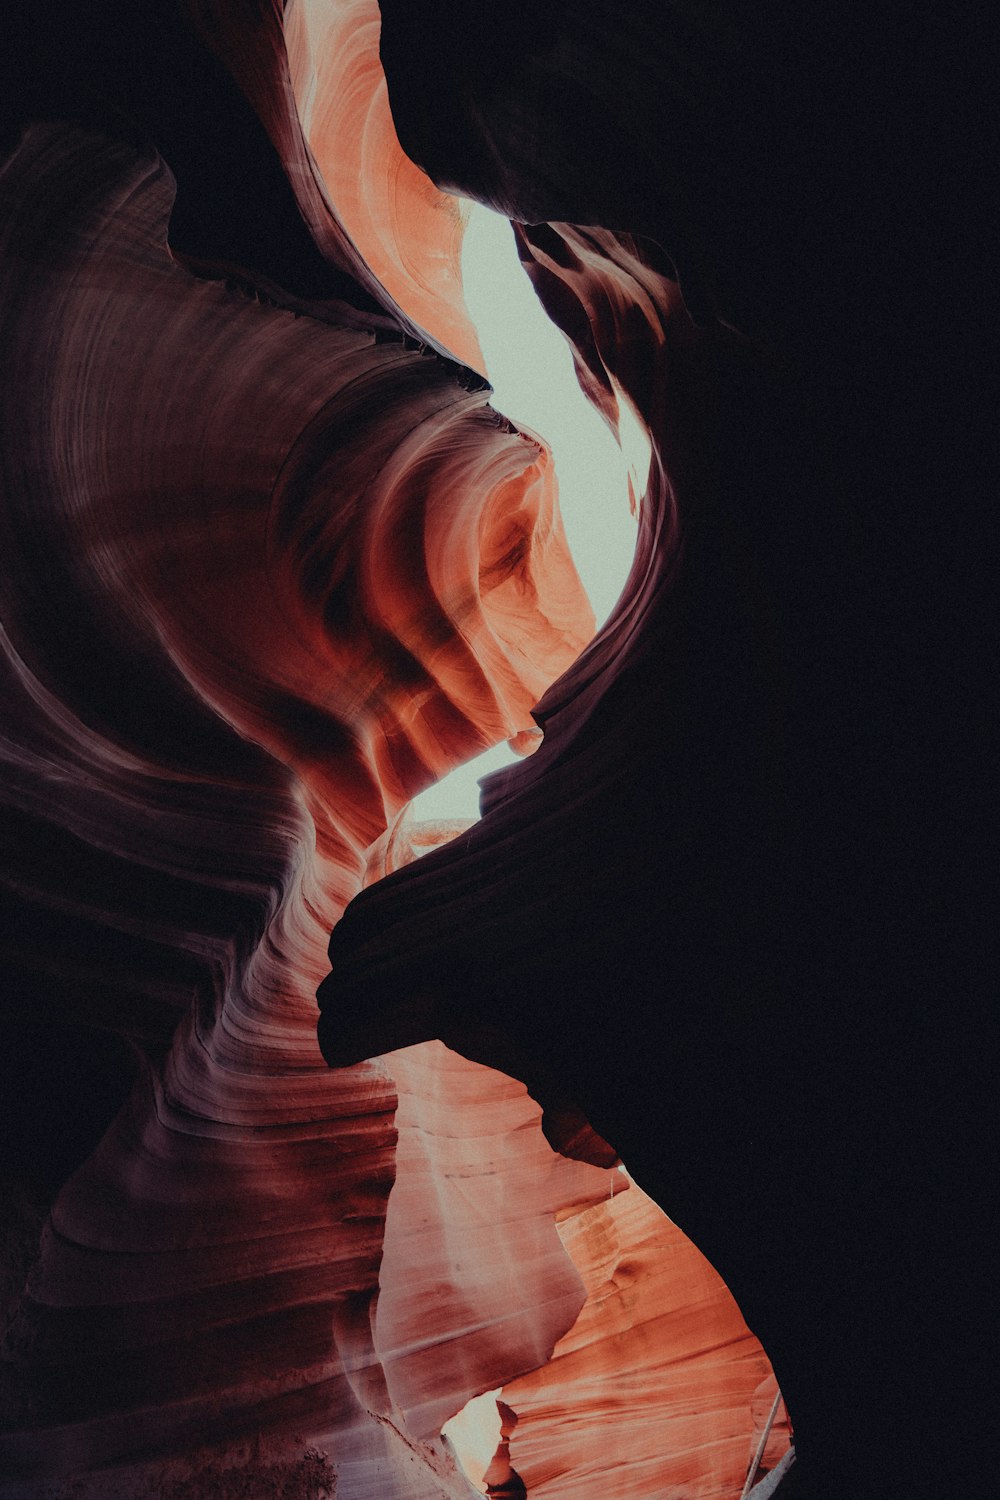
[322,4,996,1496]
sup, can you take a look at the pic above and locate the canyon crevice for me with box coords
[2,3,993,1499]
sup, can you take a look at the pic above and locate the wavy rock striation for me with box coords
[286,0,483,374]
[502,1182,784,1500]
[1,1,992,1497]
[0,7,600,1484]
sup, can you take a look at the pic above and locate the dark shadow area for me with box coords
[0,1,386,310]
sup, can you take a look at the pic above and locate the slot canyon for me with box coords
[0,4,992,1499]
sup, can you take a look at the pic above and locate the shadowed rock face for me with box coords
[321,3,995,1497]
[0,2,992,1498]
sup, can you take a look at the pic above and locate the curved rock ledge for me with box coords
[286,0,484,373]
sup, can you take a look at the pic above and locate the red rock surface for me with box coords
[1,3,993,1499]
[287,0,483,372]
[0,63,597,1500]
[501,1182,787,1499]
[375,1042,611,1443]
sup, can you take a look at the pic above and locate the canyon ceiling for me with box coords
[0,3,992,1500]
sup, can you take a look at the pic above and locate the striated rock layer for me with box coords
[286,0,484,374]
[0,0,611,1487]
[503,1182,787,1499]
[2,1,992,1497]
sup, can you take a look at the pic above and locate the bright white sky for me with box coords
[409,204,644,824]
[441,1386,502,1496]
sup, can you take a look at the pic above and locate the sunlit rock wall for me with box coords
[500,1183,785,1500]
[286,0,483,373]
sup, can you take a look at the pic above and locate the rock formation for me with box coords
[0,5,607,1491]
[322,4,995,1498]
[499,1180,783,1500]
[2,2,993,1499]
[286,0,483,373]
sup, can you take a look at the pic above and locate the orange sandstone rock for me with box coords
[287,0,484,370]
[500,1182,787,1500]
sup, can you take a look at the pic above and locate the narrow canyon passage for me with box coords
[0,4,784,1498]
[412,200,640,823]
[1,3,992,1499]
[386,204,787,1497]
[295,33,790,1495]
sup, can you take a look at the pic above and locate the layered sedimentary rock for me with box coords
[0,4,611,1486]
[2,1,992,1498]
[502,1183,784,1499]
[286,0,483,373]
[374,1042,612,1443]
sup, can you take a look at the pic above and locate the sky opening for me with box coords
[409,204,642,824]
